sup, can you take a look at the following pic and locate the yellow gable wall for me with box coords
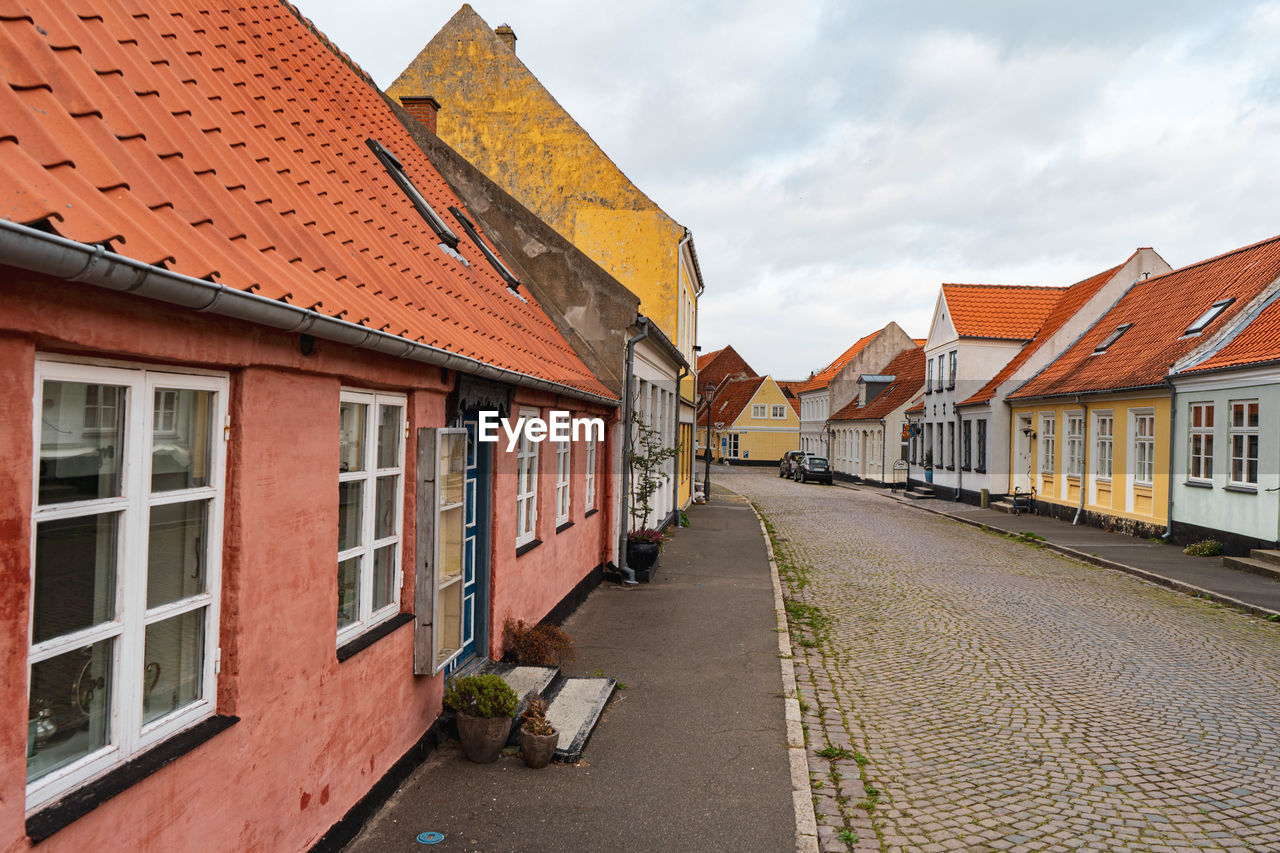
[715,379,799,462]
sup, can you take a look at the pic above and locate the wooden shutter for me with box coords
[412,427,436,674]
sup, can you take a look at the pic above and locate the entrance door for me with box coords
[1014,415,1033,493]
[444,414,491,676]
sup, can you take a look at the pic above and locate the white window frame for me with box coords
[751,403,766,419]
[28,359,228,812]
[925,360,934,394]
[1065,413,1084,477]
[976,419,987,471]
[1040,414,1056,475]
[770,404,786,419]
[555,434,571,526]
[515,406,539,545]
[1094,412,1113,480]
[432,428,467,673]
[584,435,597,512]
[1229,399,1259,487]
[947,351,957,390]
[337,389,406,647]
[1188,402,1214,483]
[725,433,740,459]
[1132,409,1155,486]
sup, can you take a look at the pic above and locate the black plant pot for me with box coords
[626,541,660,582]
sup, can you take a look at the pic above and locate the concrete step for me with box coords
[542,675,617,763]
[473,661,560,745]
[1250,549,1280,567]
[1223,555,1280,581]
[903,487,936,500]
[991,500,1016,514]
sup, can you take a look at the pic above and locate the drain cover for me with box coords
[416,831,444,845]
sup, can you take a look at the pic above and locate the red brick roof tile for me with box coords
[1180,293,1280,374]
[698,375,766,427]
[942,283,1066,341]
[0,0,611,398]
[696,344,757,389]
[830,348,925,421]
[1011,234,1280,398]
[795,330,880,394]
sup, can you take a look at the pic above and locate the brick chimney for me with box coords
[494,24,516,53]
[399,95,440,134]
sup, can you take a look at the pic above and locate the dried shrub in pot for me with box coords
[502,618,576,667]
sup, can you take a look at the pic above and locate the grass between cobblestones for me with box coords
[761,509,882,853]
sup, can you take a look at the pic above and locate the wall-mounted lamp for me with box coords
[1021,427,1036,439]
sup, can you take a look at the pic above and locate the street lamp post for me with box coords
[701,383,716,502]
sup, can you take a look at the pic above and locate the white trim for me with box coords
[515,406,539,546]
[554,436,571,526]
[432,428,467,674]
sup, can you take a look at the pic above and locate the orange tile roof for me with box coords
[696,344,757,389]
[904,395,926,415]
[795,329,880,393]
[830,348,925,421]
[912,338,927,346]
[1011,234,1280,399]
[697,375,766,427]
[942,284,1067,341]
[1180,293,1280,374]
[0,0,610,399]
[959,260,1126,406]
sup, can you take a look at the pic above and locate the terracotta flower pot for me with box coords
[520,728,559,769]
[456,712,513,763]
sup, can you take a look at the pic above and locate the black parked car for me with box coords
[793,455,832,484]
[779,450,807,478]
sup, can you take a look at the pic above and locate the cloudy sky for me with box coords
[294,1,1280,379]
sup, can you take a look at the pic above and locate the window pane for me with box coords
[375,475,399,540]
[39,381,125,505]
[373,544,396,611]
[27,639,112,783]
[436,579,462,667]
[33,514,118,644]
[338,481,363,552]
[151,389,213,492]
[147,501,208,608]
[142,609,205,725]
[440,432,465,507]
[440,505,463,582]
[1248,403,1259,428]
[376,405,402,469]
[339,402,367,473]
[337,556,361,630]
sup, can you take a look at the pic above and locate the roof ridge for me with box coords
[1142,231,1280,283]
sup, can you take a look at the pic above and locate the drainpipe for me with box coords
[954,409,963,501]
[880,418,886,485]
[1162,375,1177,540]
[0,220,618,407]
[1073,395,1089,525]
[672,363,688,524]
[617,318,651,584]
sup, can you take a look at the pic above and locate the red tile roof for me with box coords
[1180,293,1280,374]
[696,344,757,389]
[1011,234,1280,399]
[698,375,766,427]
[904,395,925,415]
[787,396,800,415]
[942,284,1067,341]
[0,0,610,398]
[829,348,925,421]
[959,260,1126,406]
[795,329,880,393]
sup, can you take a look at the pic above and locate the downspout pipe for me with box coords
[954,409,963,501]
[0,219,617,407]
[672,363,688,524]
[1073,395,1089,525]
[879,418,886,485]
[617,318,651,585]
[1162,375,1177,540]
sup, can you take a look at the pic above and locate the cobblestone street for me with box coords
[720,466,1280,853]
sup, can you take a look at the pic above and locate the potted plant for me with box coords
[443,674,518,763]
[519,694,558,769]
[923,449,934,484]
[625,528,665,580]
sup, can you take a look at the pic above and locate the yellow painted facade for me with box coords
[1008,393,1170,528]
[713,380,800,463]
[389,6,700,507]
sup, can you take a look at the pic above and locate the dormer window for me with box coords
[1184,298,1234,335]
[449,206,521,291]
[365,139,460,250]
[1092,323,1133,353]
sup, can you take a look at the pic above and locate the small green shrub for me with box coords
[442,674,518,718]
[816,744,853,760]
[502,618,576,667]
[1183,539,1223,557]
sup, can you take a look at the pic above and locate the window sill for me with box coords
[974,467,986,474]
[337,612,414,662]
[555,520,574,534]
[1225,484,1258,494]
[26,714,239,843]
[584,508,598,519]
[515,538,542,557]
[1183,480,1212,489]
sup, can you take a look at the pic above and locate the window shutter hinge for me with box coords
[215,647,222,674]
[223,414,231,441]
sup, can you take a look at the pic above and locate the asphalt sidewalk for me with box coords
[859,484,1280,618]
[343,495,799,853]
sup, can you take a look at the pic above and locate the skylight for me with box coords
[1184,298,1234,335]
[449,206,521,291]
[1092,323,1133,353]
[365,139,460,250]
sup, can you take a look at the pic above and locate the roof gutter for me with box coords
[0,219,618,407]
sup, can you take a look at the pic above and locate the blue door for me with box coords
[444,414,491,676]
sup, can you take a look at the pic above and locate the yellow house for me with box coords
[1005,234,1280,535]
[699,376,800,464]
[388,6,702,507]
